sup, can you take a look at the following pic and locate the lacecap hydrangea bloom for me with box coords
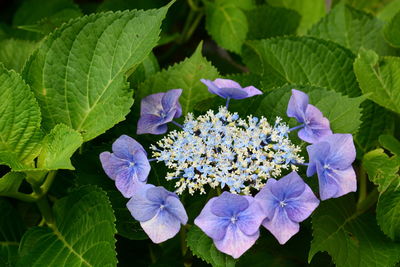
[99,81,357,258]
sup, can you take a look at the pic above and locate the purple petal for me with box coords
[263,208,299,245]
[298,105,332,143]
[146,186,175,203]
[306,141,331,177]
[194,197,230,241]
[140,209,182,243]
[137,114,168,135]
[161,89,183,118]
[236,196,266,236]
[112,135,146,159]
[201,79,224,97]
[165,196,188,225]
[214,224,260,259]
[211,192,249,217]
[317,163,356,200]
[322,134,356,169]
[213,78,242,89]
[140,93,163,116]
[269,172,306,200]
[287,89,308,123]
[115,167,145,198]
[243,85,263,98]
[131,151,151,182]
[127,184,159,222]
[285,185,319,222]
[255,179,278,219]
[99,152,127,180]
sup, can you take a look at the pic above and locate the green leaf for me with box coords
[243,36,360,96]
[137,43,219,114]
[377,0,400,22]
[354,49,400,114]
[205,0,252,53]
[377,183,400,240]
[355,101,395,154]
[0,39,37,72]
[246,4,300,40]
[379,135,400,156]
[0,64,42,169]
[0,172,25,195]
[266,0,325,34]
[0,198,26,267]
[255,85,363,134]
[308,3,395,55]
[37,124,83,170]
[186,225,236,267]
[17,185,117,267]
[384,10,400,48]
[309,196,400,267]
[23,7,170,142]
[363,148,400,192]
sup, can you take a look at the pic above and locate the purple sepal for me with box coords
[200,78,262,100]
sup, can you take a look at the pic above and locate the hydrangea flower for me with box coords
[287,89,332,143]
[127,184,188,243]
[137,89,183,135]
[100,135,150,198]
[255,172,319,244]
[200,78,262,101]
[306,134,357,200]
[194,192,266,258]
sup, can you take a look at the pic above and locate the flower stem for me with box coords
[356,188,378,215]
[357,167,367,205]
[225,97,231,109]
[217,187,222,195]
[172,120,184,129]
[288,124,305,132]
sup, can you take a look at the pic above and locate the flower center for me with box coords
[230,216,238,224]
[129,161,136,167]
[159,204,165,210]
[323,164,331,170]
[159,111,167,119]
[279,201,287,207]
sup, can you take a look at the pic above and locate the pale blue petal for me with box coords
[127,184,159,222]
[306,141,330,177]
[323,134,356,169]
[140,209,182,243]
[210,192,249,217]
[287,89,308,123]
[165,196,188,225]
[112,135,146,159]
[285,185,319,222]
[99,152,127,181]
[161,89,183,117]
[137,114,168,135]
[263,207,299,245]
[132,151,151,182]
[115,167,144,198]
[255,179,278,220]
[269,172,305,200]
[214,224,260,259]
[236,196,266,236]
[140,93,163,116]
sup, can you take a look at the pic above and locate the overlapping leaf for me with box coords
[354,49,400,114]
[137,43,219,114]
[0,39,37,72]
[309,3,395,55]
[384,10,400,48]
[23,6,170,141]
[309,196,400,267]
[243,36,360,96]
[377,183,400,241]
[17,186,117,266]
[0,64,42,169]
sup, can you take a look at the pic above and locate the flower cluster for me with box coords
[151,106,303,195]
[99,78,357,259]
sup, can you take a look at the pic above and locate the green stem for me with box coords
[357,167,367,205]
[187,0,201,11]
[179,9,196,44]
[182,12,204,43]
[356,188,379,215]
[3,191,38,202]
[180,225,188,256]
[36,195,55,226]
[216,187,222,195]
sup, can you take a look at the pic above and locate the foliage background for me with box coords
[0,0,399,266]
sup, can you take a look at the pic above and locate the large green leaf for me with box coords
[379,135,400,156]
[377,0,400,22]
[377,183,400,241]
[266,0,325,34]
[17,186,117,267]
[37,124,83,170]
[384,10,400,48]
[246,4,300,40]
[309,196,400,267]
[137,43,219,114]
[0,64,42,169]
[243,36,360,96]
[255,85,363,134]
[355,101,395,154]
[0,39,37,72]
[205,0,254,53]
[0,198,26,267]
[354,49,400,115]
[23,6,170,142]
[363,148,400,193]
[308,3,395,55]
[186,225,236,267]
[0,172,25,196]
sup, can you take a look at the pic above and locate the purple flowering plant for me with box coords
[2,2,400,266]
[100,81,358,259]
